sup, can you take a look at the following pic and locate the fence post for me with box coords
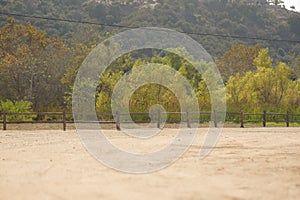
[116,111,121,131]
[186,111,191,128]
[63,108,66,131]
[263,110,267,127]
[3,110,6,131]
[240,111,244,128]
[286,111,290,127]
[213,110,217,128]
[157,110,161,129]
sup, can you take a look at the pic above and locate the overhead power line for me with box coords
[1,11,300,44]
[0,11,131,29]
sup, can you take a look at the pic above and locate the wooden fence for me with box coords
[0,110,300,131]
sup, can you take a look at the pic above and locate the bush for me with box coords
[0,100,35,121]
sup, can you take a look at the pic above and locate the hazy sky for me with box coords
[285,0,300,12]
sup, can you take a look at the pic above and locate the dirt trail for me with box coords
[0,128,299,200]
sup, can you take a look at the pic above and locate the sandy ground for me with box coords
[0,128,299,200]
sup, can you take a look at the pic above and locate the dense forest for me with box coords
[0,0,300,116]
[1,0,300,59]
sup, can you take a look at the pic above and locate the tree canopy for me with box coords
[0,1,300,115]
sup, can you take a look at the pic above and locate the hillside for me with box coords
[0,0,299,62]
[1,0,300,113]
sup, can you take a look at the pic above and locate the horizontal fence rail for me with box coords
[0,110,300,131]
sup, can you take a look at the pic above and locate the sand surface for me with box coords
[0,128,299,200]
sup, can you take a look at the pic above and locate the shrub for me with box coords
[0,100,35,121]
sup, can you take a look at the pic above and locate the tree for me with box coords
[226,48,300,112]
[226,72,256,112]
[295,56,300,78]
[0,18,70,111]
[62,28,111,109]
[252,55,293,111]
[288,14,300,39]
[217,44,261,82]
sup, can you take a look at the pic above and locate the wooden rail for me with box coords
[0,110,299,131]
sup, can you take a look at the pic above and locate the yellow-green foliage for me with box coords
[226,48,300,113]
[93,47,300,116]
[0,100,35,121]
